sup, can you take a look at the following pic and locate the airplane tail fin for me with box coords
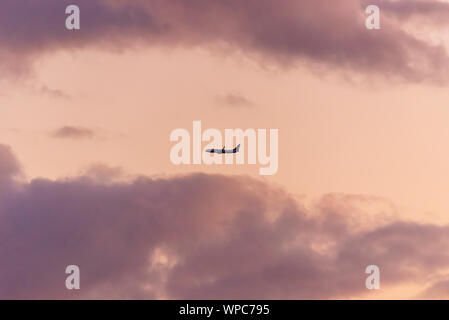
[235,144,241,152]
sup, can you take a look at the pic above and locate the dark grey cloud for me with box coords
[1,0,449,82]
[0,144,448,299]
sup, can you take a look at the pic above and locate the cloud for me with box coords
[419,278,449,299]
[380,0,449,22]
[80,163,124,183]
[51,126,95,139]
[1,144,449,299]
[217,93,254,109]
[0,145,21,196]
[0,145,20,180]
[40,86,70,99]
[2,0,449,82]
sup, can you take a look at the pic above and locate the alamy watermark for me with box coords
[365,265,380,290]
[65,4,380,31]
[170,121,278,175]
[365,5,380,30]
[65,265,80,290]
[65,5,80,30]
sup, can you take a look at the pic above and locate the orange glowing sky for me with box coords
[3,0,449,299]
[3,47,449,225]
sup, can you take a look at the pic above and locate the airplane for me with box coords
[205,144,241,154]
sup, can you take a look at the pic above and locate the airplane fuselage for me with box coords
[205,148,237,154]
[205,144,240,154]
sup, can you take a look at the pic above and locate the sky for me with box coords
[2,0,449,299]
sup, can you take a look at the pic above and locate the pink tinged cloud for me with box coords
[1,0,449,82]
[51,126,95,139]
[0,144,449,299]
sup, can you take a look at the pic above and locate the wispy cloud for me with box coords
[40,86,70,100]
[217,93,254,109]
[51,126,95,140]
